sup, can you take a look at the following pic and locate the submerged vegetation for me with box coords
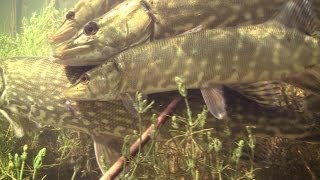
[0,2,101,179]
[119,80,258,179]
[0,1,61,58]
[0,144,46,180]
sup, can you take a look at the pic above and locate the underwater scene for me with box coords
[1,0,320,179]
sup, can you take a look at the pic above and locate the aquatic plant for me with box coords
[0,144,46,180]
[119,78,259,179]
[0,1,64,58]
[0,34,17,58]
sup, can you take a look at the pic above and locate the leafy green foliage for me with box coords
[0,1,63,58]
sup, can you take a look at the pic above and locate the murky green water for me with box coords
[0,0,320,179]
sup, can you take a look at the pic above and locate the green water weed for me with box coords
[0,144,46,180]
[119,77,258,179]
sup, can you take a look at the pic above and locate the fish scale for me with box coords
[149,0,287,37]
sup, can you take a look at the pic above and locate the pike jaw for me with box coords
[52,33,118,66]
[50,20,80,45]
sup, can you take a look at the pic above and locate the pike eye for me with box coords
[66,11,75,20]
[80,74,90,85]
[84,21,99,36]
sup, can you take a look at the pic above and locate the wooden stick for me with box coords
[100,97,182,180]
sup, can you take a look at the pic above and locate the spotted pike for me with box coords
[65,0,320,103]
[1,57,319,174]
[53,0,287,66]
[0,56,141,172]
[49,0,122,45]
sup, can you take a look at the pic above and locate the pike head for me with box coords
[53,0,154,66]
[50,0,122,45]
[65,61,122,100]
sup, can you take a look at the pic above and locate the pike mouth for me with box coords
[52,43,107,66]
[52,35,121,66]
[50,25,78,45]
[64,85,90,101]
[53,44,92,59]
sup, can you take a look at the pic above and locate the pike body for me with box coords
[53,0,287,66]
[0,57,318,140]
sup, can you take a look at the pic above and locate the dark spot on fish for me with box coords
[113,61,121,72]
[84,21,99,36]
[66,11,75,20]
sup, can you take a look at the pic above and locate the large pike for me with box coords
[50,0,122,45]
[53,0,287,66]
[0,57,319,174]
[65,0,320,103]
[0,57,141,173]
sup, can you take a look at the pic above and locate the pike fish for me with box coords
[0,57,142,173]
[0,57,320,174]
[49,0,122,45]
[65,0,320,109]
[53,0,287,66]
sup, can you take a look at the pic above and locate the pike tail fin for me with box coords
[0,109,24,137]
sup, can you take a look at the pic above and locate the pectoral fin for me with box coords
[93,137,122,173]
[121,93,148,117]
[200,87,226,119]
[284,64,320,96]
[228,81,284,108]
[0,108,24,137]
[228,80,309,108]
[179,25,204,35]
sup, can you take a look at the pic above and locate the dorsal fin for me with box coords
[273,0,320,36]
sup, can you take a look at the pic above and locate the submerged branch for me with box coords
[100,97,181,180]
